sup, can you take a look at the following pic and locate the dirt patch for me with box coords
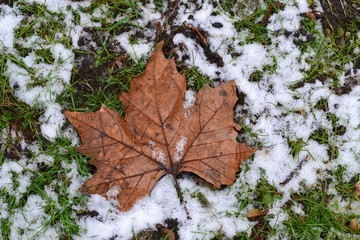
[0,0,12,6]
[332,74,359,95]
[70,29,130,110]
[70,51,111,109]
[319,0,360,96]
[131,219,179,240]
[319,0,360,33]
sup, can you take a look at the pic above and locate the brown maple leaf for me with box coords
[64,42,256,211]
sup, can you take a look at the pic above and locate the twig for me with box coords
[280,155,310,186]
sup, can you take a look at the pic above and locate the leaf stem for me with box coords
[173,177,191,219]
[173,177,183,203]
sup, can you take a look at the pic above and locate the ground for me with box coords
[0,0,360,239]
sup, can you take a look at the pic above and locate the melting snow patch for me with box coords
[183,90,196,109]
[115,33,153,61]
[174,136,187,162]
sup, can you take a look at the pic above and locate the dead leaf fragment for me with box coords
[247,208,269,222]
[350,219,359,231]
[354,181,360,199]
[183,21,208,46]
[7,144,21,159]
[337,36,345,46]
[65,41,256,211]
[306,12,317,20]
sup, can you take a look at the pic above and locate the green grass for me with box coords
[285,184,356,239]
[292,16,359,88]
[184,65,213,91]
[60,53,146,113]
[0,54,43,138]
[0,136,89,239]
[230,3,360,234]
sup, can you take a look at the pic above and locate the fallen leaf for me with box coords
[64,41,256,211]
[306,12,317,20]
[183,21,208,46]
[337,36,345,46]
[350,219,359,231]
[247,208,269,222]
[354,181,360,199]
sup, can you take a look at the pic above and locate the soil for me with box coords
[70,51,109,109]
[69,0,227,104]
[159,24,224,68]
[319,0,360,33]
[70,28,128,109]
[131,219,179,240]
[318,0,360,71]
[0,0,11,6]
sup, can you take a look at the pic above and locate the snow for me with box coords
[329,86,360,128]
[6,36,74,139]
[115,33,153,61]
[267,6,302,32]
[295,0,310,12]
[148,141,166,164]
[174,136,187,162]
[76,175,254,239]
[24,0,90,12]
[183,90,196,108]
[0,5,23,53]
[1,0,360,239]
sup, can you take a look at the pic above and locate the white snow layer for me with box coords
[0,5,23,53]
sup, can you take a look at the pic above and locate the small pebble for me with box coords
[212,22,223,28]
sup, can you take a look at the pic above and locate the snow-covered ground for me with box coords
[0,0,359,239]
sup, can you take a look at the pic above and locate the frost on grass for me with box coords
[10,195,59,240]
[0,137,86,239]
